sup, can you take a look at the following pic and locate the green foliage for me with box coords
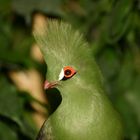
[0,0,140,140]
[0,76,38,140]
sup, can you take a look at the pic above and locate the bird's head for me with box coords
[34,19,103,94]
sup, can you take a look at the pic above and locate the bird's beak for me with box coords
[44,80,59,90]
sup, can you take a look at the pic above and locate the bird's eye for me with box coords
[58,66,76,81]
[64,69,72,76]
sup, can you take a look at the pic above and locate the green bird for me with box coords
[33,20,123,140]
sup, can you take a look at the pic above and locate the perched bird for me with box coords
[33,20,123,140]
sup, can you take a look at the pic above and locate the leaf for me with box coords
[0,76,23,123]
[19,112,38,139]
[111,49,140,139]
[0,0,11,14]
[0,76,38,139]
[125,75,140,125]
[0,121,18,140]
[115,97,139,139]
[105,0,133,43]
[12,0,64,22]
[0,13,34,69]
[116,50,134,92]
[97,47,120,80]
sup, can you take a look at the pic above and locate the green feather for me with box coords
[34,20,124,140]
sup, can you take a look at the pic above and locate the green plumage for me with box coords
[34,20,123,140]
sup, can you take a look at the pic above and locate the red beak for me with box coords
[44,80,58,89]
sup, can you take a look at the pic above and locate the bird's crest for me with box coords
[33,19,90,64]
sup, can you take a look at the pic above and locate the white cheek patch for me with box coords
[58,68,64,80]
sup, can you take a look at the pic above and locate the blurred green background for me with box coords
[0,0,140,140]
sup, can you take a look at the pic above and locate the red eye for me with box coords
[63,66,76,79]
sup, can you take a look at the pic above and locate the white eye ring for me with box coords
[58,68,64,80]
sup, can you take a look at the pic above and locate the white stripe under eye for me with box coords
[58,68,64,80]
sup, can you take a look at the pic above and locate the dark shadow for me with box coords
[45,88,62,115]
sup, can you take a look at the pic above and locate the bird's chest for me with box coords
[49,100,98,140]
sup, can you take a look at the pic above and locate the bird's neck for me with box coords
[54,80,103,117]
